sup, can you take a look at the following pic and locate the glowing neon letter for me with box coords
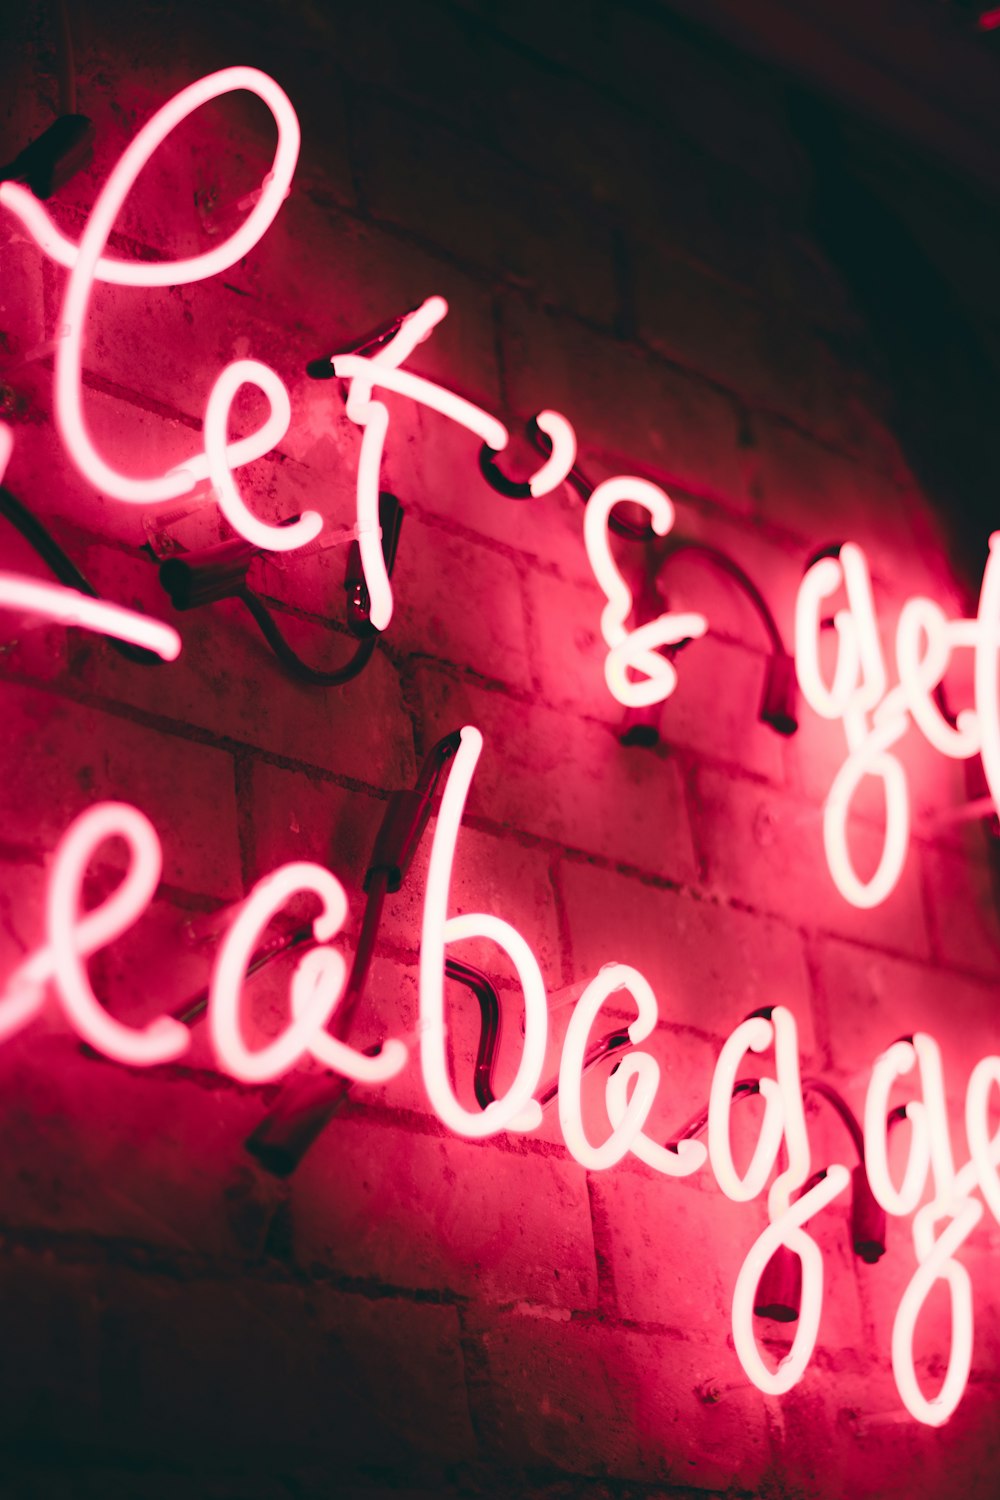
[332,296,508,632]
[732,1166,851,1396]
[0,424,181,660]
[210,862,404,1085]
[965,1055,1000,1225]
[38,802,188,1065]
[583,476,707,707]
[892,1198,981,1426]
[558,962,705,1175]
[418,725,547,1137]
[795,544,911,909]
[525,410,577,498]
[1,68,308,534]
[709,1013,787,1204]
[203,361,321,552]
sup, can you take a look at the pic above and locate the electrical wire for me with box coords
[237,589,376,686]
[0,485,162,664]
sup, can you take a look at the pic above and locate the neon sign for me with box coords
[1,65,996,1431]
[7,65,989,908]
[795,540,1000,909]
[1,747,997,1427]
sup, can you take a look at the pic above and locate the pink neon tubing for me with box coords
[526,410,576,498]
[731,1165,850,1397]
[0,572,181,660]
[418,725,547,1138]
[559,962,706,1176]
[892,1197,981,1426]
[290,946,407,1083]
[46,802,190,1065]
[32,67,301,507]
[333,356,508,450]
[708,1015,785,1203]
[974,534,1000,824]
[209,862,351,1084]
[583,475,707,708]
[203,360,321,551]
[2,430,178,663]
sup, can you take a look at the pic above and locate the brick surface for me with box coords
[500,297,750,510]
[557,857,816,1053]
[351,95,618,327]
[70,543,417,789]
[692,765,932,960]
[291,1116,597,1308]
[411,666,699,882]
[0,683,241,899]
[466,1307,771,1489]
[2,1,999,1492]
[0,1035,281,1259]
[810,935,1000,1081]
[94,1274,476,1465]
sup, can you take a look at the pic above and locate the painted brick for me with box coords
[291,1116,597,1309]
[589,1169,768,1335]
[386,513,534,690]
[500,297,749,511]
[633,242,874,437]
[765,1363,936,1500]
[522,553,795,783]
[236,756,567,984]
[352,95,618,327]
[692,766,932,961]
[810,935,1000,1081]
[0,1035,281,1259]
[376,816,566,985]
[920,841,1000,980]
[751,415,918,560]
[465,1308,771,1489]
[410,666,699,882]
[659,489,804,657]
[245,760,385,886]
[0,366,196,544]
[0,683,241,899]
[403,413,599,584]
[0,1254,102,1450]
[69,542,417,789]
[0,229,46,360]
[558,857,816,1053]
[96,1274,476,1465]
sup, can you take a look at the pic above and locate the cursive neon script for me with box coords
[1,69,997,1428]
[795,540,1000,909]
[0,730,998,1427]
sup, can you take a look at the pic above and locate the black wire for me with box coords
[238,589,376,686]
[658,541,785,656]
[0,485,162,665]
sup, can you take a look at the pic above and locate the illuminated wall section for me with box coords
[1,2,999,1496]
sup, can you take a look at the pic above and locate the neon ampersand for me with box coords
[0,67,321,552]
[582,476,708,708]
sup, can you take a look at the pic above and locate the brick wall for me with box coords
[2,1,999,1495]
